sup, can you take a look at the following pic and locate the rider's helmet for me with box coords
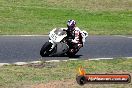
[67,20,76,31]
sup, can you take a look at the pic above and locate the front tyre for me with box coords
[40,42,52,57]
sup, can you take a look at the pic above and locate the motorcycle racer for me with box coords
[40,19,88,57]
[66,20,86,53]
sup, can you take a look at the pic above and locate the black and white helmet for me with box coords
[67,20,76,31]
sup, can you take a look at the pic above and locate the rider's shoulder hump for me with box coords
[75,27,81,31]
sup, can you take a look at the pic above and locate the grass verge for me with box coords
[0,58,132,88]
[0,0,132,35]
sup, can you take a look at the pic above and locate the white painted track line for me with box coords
[0,57,132,67]
[114,35,132,39]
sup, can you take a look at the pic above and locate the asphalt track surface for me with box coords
[0,35,132,63]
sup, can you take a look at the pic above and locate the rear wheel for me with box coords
[40,42,52,57]
[66,49,79,57]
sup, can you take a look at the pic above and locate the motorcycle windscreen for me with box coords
[49,28,67,43]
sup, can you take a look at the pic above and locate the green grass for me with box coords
[0,58,132,88]
[0,0,132,35]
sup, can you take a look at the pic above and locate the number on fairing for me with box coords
[51,33,57,40]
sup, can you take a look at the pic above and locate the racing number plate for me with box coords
[51,33,57,41]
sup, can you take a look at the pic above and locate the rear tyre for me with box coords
[40,42,52,57]
[66,49,79,57]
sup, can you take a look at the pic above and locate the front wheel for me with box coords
[40,42,52,57]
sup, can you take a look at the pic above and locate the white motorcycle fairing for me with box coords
[49,28,67,43]
[48,28,69,56]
